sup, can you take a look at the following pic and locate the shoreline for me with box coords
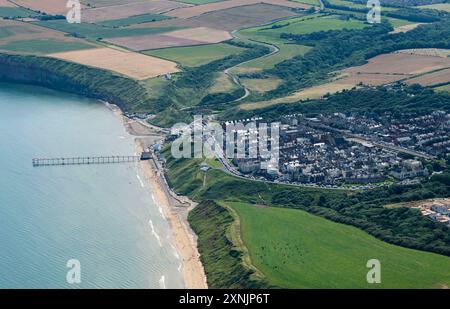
[106,103,208,289]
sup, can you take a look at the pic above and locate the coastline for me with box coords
[106,103,208,289]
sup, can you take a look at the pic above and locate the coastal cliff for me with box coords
[0,53,149,112]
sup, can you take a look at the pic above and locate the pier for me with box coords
[32,156,141,167]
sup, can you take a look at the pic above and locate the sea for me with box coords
[0,83,184,288]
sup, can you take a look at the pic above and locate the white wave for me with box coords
[169,243,180,260]
[159,275,166,289]
[158,206,165,219]
[178,263,182,273]
[118,136,126,139]
[151,194,155,202]
[148,220,162,247]
[136,174,145,188]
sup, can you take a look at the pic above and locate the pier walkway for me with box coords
[32,156,140,167]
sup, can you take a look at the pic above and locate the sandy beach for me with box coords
[106,103,208,289]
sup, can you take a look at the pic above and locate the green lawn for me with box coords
[97,13,171,27]
[144,43,246,67]
[35,20,178,40]
[228,201,450,288]
[0,39,94,54]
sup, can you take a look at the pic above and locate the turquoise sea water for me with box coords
[0,83,184,288]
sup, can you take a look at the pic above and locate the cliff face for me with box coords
[0,53,149,111]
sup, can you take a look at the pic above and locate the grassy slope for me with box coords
[189,200,269,288]
[163,149,450,288]
[144,43,246,67]
[229,201,450,288]
[238,14,366,71]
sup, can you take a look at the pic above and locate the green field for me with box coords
[0,39,94,54]
[238,14,366,70]
[144,43,246,67]
[419,3,450,12]
[97,13,171,27]
[35,20,178,40]
[0,7,37,18]
[227,201,450,288]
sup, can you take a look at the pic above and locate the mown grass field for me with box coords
[227,201,450,288]
[144,43,246,67]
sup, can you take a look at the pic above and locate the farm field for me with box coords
[291,0,320,5]
[240,14,367,40]
[404,68,450,87]
[165,0,311,19]
[177,0,223,4]
[395,48,450,58]
[12,0,76,15]
[343,52,450,76]
[0,19,97,54]
[418,3,450,12]
[97,13,171,27]
[0,39,94,54]
[132,3,302,32]
[105,27,231,50]
[35,19,179,40]
[144,43,246,67]
[226,201,450,288]
[81,0,190,22]
[81,0,152,8]
[0,0,16,6]
[241,48,450,110]
[0,6,37,18]
[47,47,180,79]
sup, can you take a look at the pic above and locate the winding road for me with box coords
[224,30,280,102]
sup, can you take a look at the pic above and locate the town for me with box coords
[222,110,449,189]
